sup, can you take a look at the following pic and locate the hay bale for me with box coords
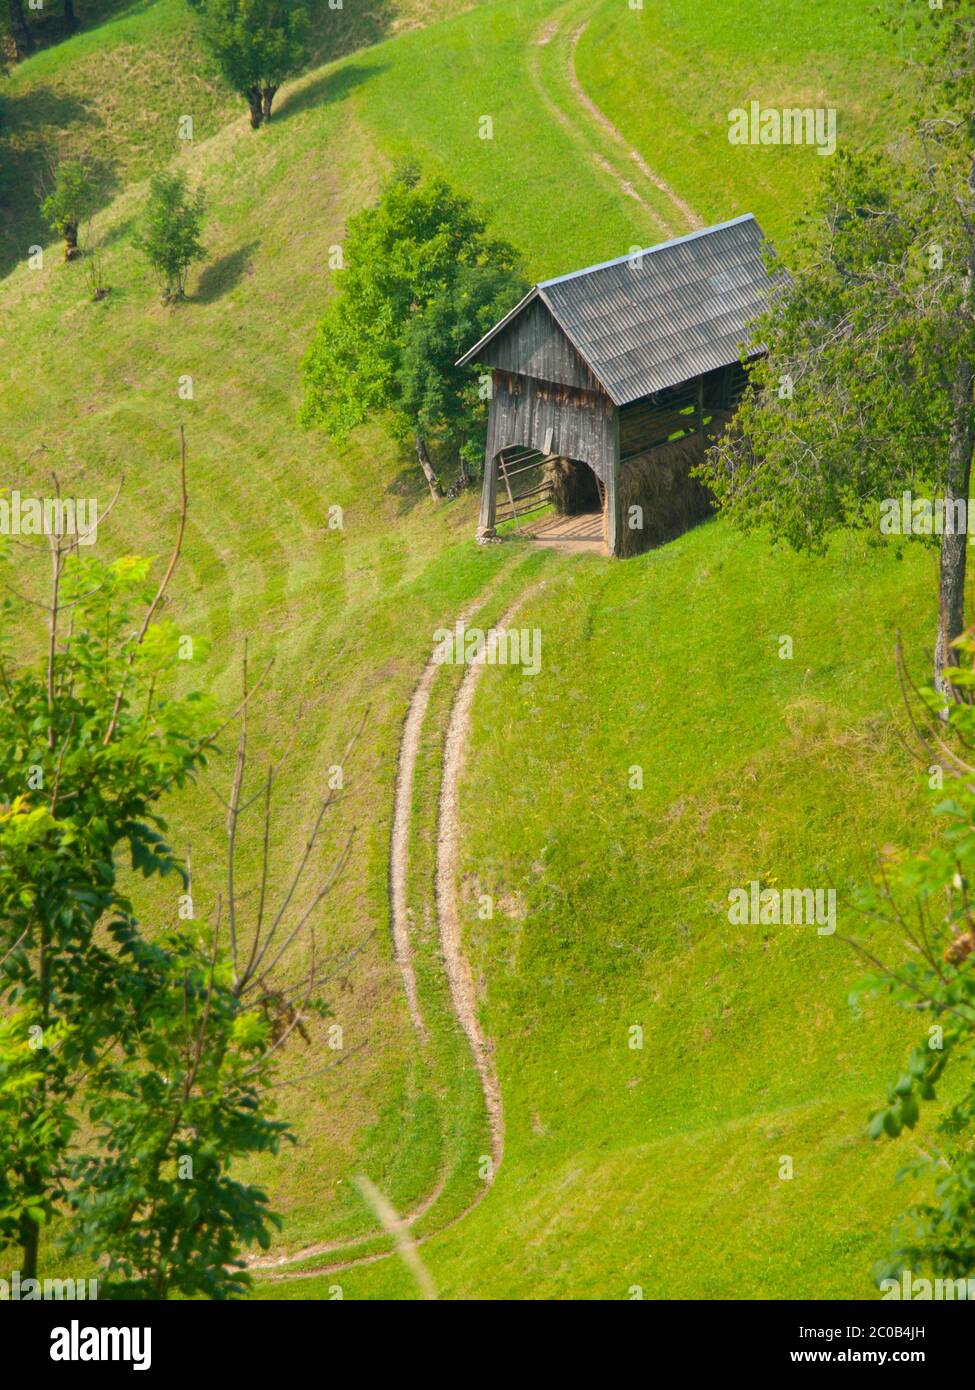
[544,456,603,515]
[615,412,731,559]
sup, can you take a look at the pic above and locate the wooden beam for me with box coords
[498,453,524,534]
[605,409,622,557]
[477,448,499,541]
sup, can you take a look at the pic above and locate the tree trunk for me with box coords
[62,0,77,32]
[261,85,277,122]
[246,87,263,129]
[64,221,79,261]
[21,1207,39,1282]
[934,353,975,699]
[6,0,33,56]
[415,434,442,500]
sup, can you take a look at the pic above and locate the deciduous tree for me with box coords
[194,0,309,128]
[135,170,206,302]
[301,164,526,498]
[702,3,975,694]
[851,631,975,1287]
[40,158,96,260]
[0,441,357,1296]
[4,0,33,58]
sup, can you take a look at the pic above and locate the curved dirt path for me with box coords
[529,5,699,240]
[566,20,701,233]
[388,574,509,1039]
[389,640,445,1036]
[528,29,673,239]
[261,583,543,1283]
[252,584,504,1275]
[435,624,510,1166]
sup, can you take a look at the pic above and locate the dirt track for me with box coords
[258,578,543,1281]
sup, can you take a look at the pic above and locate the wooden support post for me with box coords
[605,410,622,557]
[477,448,500,542]
[695,376,705,438]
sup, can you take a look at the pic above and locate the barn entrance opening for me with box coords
[493,449,607,554]
[525,456,605,552]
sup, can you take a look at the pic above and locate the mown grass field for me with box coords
[0,0,952,1297]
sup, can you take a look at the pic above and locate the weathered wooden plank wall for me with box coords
[486,371,616,487]
[478,298,601,393]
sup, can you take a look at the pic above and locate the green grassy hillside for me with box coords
[572,0,908,246]
[0,0,947,1298]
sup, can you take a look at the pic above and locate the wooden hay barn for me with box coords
[457,214,776,557]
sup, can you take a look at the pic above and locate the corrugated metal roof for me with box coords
[457,214,777,406]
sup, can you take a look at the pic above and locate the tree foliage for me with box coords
[135,170,206,302]
[41,158,97,261]
[3,0,33,58]
[301,164,527,492]
[194,0,309,128]
[701,2,975,688]
[0,472,311,1297]
[397,262,526,480]
[63,928,289,1300]
[853,632,975,1287]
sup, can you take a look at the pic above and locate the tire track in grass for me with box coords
[253,568,512,1274]
[528,14,673,240]
[529,4,700,239]
[251,581,500,1275]
[566,19,701,233]
[435,612,510,1168]
[388,575,509,1036]
[260,577,547,1284]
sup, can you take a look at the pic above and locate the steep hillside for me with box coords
[0,0,944,1298]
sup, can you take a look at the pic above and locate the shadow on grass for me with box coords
[193,240,261,304]
[273,62,385,124]
[100,215,136,248]
[385,463,437,518]
[11,0,160,58]
[0,85,118,279]
[305,0,394,68]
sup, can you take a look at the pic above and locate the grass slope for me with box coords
[573,0,908,247]
[0,0,950,1297]
[284,521,939,1299]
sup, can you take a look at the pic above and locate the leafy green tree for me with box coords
[0,454,348,1295]
[0,544,214,1282]
[194,0,309,128]
[397,263,527,486]
[701,3,975,694]
[64,928,290,1299]
[41,158,97,261]
[301,164,527,497]
[852,631,975,1288]
[135,170,206,302]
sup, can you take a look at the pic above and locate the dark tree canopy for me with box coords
[194,0,310,128]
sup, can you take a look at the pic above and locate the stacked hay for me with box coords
[544,456,603,515]
[614,411,732,559]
